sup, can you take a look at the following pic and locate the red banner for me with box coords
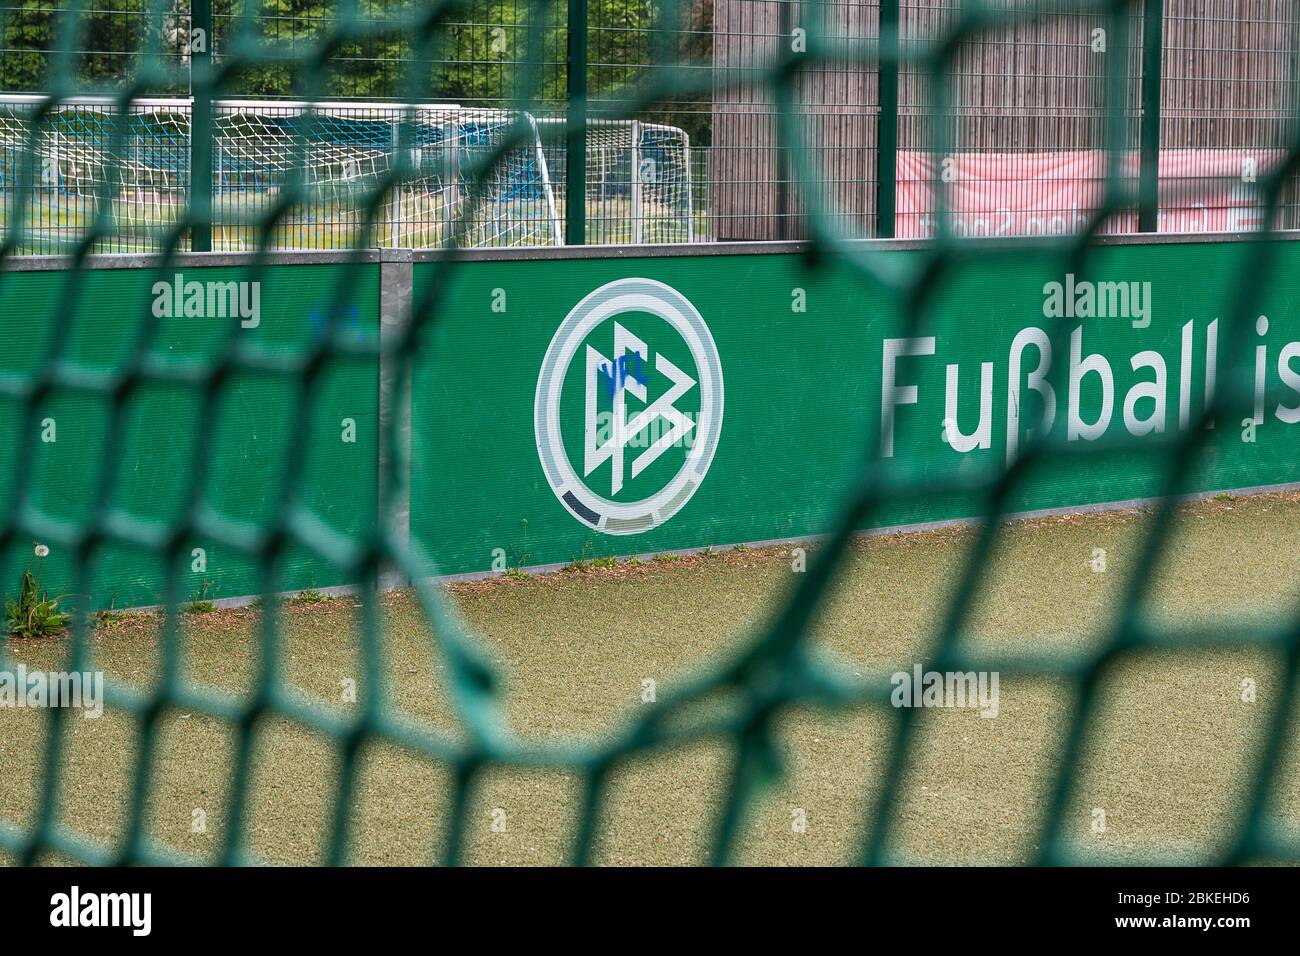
[895,149,1285,238]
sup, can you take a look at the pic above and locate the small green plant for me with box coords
[590,556,618,570]
[1214,493,1234,502]
[564,541,598,572]
[291,589,327,604]
[503,567,529,581]
[5,544,69,639]
[94,609,151,630]
[183,580,219,614]
[517,518,531,570]
[654,553,681,563]
[622,556,643,567]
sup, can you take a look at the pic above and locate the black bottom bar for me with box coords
[0,865,1279,942]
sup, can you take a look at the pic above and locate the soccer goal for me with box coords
[0,94,566,252]
[537,116,696,244]
[0,95,696,252]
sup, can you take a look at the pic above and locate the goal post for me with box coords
[537,115,695,244]
[0,94,566,252]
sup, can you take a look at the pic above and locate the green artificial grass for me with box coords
[2,491,1297,866]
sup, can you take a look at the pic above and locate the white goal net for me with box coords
[0,96,694,252]
[539,117,695,244]
[0,96,565,252]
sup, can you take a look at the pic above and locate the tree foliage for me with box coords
[0,1,712,140]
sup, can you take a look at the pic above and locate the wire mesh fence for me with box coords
[0,0,1294,252]
[0,95,573,252]
[0,0,1298,870]
[1,0,1296,250]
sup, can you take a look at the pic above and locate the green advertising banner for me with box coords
[0,262,379,611]
[411,239,1300,576]
[4,237,1298,611]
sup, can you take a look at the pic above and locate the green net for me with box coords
[0,0,1298,867]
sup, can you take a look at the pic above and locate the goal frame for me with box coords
[0,94,565,248]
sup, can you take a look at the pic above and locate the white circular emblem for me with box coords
[534,278,724,535]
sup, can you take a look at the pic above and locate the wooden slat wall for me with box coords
[712,0,1299,239]
[711,0,879,238]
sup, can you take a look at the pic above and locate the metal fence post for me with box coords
[446,115,461,244]
[378,250,413,590]
[630,119,642,244]
[1138,0,1163,233]
[190,0,214,252]
[566,0,588,245]
[875,0,899,239]
[776,1,793,240]
[390,117,401,248]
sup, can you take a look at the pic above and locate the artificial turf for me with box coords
[2,491,1298,865]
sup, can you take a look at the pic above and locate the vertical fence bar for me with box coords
[875,0,899,238]
[566,0,588,245]
[1291,12,1300,230]
[684,132,695,242]
[1138,0,1163,233]
[776,1,793,240]
[190,0,214,251]
[446,115,460,245]
[631,119,642,243]
[390,116,401,248]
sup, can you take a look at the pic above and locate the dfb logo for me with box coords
[534,278,724,535]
